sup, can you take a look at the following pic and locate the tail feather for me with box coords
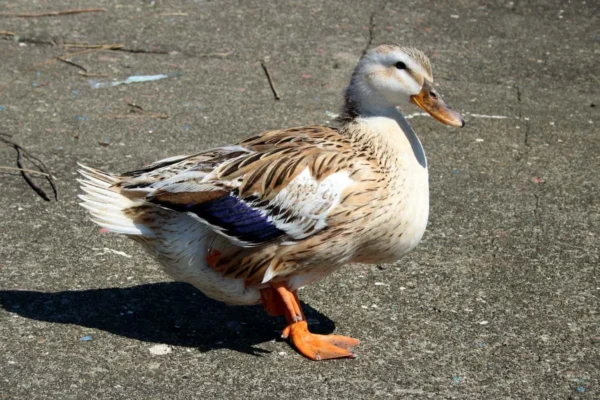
[78,196,122,212]
[77,163,152,236]
[78,185,123,205]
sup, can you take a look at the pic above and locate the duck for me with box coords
[78,44,464,361]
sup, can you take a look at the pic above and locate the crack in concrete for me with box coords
[114,48,169,55]
[514,83,544,242]
[361,0,389,57]
[533,193,544,236]
[515,85,531,148]
[361,12,376,58]
[514,84,531,165]
[516,86,531,150]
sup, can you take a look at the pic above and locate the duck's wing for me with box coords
[117,126,360,248]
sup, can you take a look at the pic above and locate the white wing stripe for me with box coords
[268,167,353,240]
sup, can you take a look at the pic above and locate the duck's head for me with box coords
[344,44,464,127]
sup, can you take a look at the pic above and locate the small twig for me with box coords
[0,8,105,18]
[102,101,169,119]
[261,61,280,100]
[126,102,144,111]
[32,82,51,89]
[57,57,87,72]
[0,44,123,96]
[62,43,124,49]
[0,30,16,36]
[154,12,189,17]
[198,51,232,58]
[21,147,58,200]
[130,12,189,19]
[33,44,124,69]
[0,136,58,201]
[179,51,233,59]
[0,166,51,176]
[16,147,50,201]
[106,112,169,120]
[78,71,108,78]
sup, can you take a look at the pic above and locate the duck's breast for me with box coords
[349,115,430,263]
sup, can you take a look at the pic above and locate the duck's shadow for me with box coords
[0,282,335,356]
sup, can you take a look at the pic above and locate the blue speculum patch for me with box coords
[181,194,284,244]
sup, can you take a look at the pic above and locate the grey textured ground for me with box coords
[0,1,598,399]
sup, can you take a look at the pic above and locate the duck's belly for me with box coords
[133,216,262,306]
[354,169,429,264]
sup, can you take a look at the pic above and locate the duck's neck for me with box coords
[340,89,427,169]
[341,76,394,120]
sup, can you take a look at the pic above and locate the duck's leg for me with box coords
[268,282,359,361]
[259,287,287,316]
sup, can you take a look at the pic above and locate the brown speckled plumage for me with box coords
[78,44,460,307]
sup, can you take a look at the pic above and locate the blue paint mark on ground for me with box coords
[88,72,181,89]
[80,335,93,342]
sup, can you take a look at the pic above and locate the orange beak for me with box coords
[410,80,465,128]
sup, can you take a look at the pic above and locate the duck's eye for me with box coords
[395,61,407,70]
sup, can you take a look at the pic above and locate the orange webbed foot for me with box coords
[260,282,360,361]
[283,320,359,361]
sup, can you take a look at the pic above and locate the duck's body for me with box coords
[79,44,463,360]
[80,112,428,303]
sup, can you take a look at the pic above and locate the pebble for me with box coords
[149,344,172,355]
[324,110,339,119]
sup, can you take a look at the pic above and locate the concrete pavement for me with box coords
[1,1,598,398]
